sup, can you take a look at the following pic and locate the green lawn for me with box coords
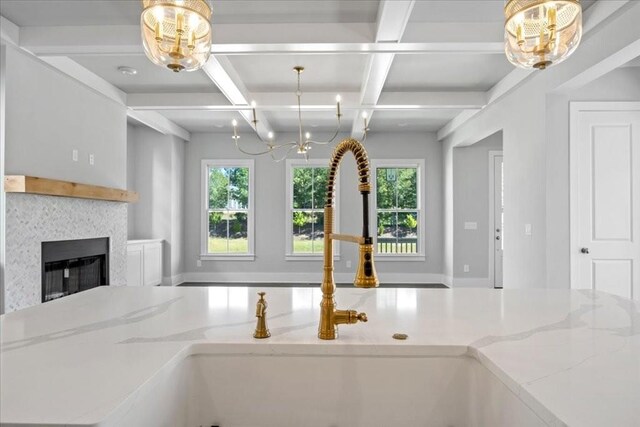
[208,237,325,254]
[209,236,421,255]
[208,237,249,253]
[293,238,324,254]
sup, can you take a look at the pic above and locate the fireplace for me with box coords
[41,238,110,302]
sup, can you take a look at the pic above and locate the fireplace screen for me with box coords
[41,238,109,302]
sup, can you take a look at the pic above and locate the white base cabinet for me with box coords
[127,240,163,286]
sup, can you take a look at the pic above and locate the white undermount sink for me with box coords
[102,346,545,427]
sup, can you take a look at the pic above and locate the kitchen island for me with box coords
[1,286,638,426]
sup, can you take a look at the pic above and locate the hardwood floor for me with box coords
[179,282,448,288]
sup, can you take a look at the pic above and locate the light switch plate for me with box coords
[464,264,470,273]
[346,260,352,269]
[72,149,78,162]
[525,224,532,236]
[89,154,95,165]
[196,260,202,267]
[464,222,478,230]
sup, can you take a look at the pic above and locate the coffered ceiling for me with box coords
[225,54,368,93]
[70,55,222,94]
[383,54,513,92]
[0,0,601,139]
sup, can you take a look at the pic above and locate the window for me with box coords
[372,160,425,259]
[201,159,254,260]
[285,159,339,260]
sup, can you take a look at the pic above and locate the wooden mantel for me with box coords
[4,175,139,203]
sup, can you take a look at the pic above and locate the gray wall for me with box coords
[170,133,185,280]
[1,46,129,311]
[442,55,640,289]
[440,5,640,289]
[453,132,502,281]
[183,132,443,283]
[127,124,185,283]
[442,82,549,289]
[442,135,453,284]
[0,45,6,314]
[3,46,127,188]
[545,67,640,288]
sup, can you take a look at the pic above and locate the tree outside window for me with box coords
[291,166,328,254]
[208,166,250,253]
[376,167,420,254]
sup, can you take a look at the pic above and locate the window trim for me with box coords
[371,159,426,261]
[200,159,255,261]
[285,159,340,261]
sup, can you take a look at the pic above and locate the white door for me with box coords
[571,103,640,300]
[492,154,504,288]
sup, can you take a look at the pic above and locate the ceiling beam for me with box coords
[210,42,502,56]
[555,38,640,93]
[2,15,190,138]
[0,15,19,47]
[40,56,127,105]
[17,23,372,56]
[15,23,502,57]
[1,14,127,106]
[437,0,633,141]
[202,55,274,140]
[127,110,191,142]
[42,55,191,140]
[352,0,416,139]
[25,42,504,57]
[127,91,486,111]
[436,110,483,142]
[42,57,193,138]
[128,93,232,110]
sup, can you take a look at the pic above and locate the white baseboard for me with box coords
[182,272,444,285]
[162,274,185,286]
[442,275,453,287]
[452,277,491,288]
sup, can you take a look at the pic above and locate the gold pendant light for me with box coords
[505,0,582,70]
[141,0,212,73]
[230,66,351,162]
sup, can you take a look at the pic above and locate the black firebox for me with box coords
[41,237,109,302]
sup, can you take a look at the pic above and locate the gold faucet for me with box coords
[253,292,271,339]
[319,138,379,340]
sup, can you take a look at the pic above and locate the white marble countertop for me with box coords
[1,286,638,426]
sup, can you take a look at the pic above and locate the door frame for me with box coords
[569,101,640,289]
[488,150,503,289]
[0,46,6,314]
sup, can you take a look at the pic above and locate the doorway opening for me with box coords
[451,131,503,288]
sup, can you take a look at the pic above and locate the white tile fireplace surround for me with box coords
[5,193,127,312]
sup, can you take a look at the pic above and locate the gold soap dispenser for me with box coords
[253,292,271,339]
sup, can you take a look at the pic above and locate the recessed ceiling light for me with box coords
[311,124,319,128]
[398,123,408,127]
[214,124,224,128]
[117,66,137,76]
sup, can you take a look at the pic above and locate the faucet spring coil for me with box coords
[326,138,371,206]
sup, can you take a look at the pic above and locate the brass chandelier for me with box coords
[504,0,583,70]
[231,66,363,162]
[141,0,212,73]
